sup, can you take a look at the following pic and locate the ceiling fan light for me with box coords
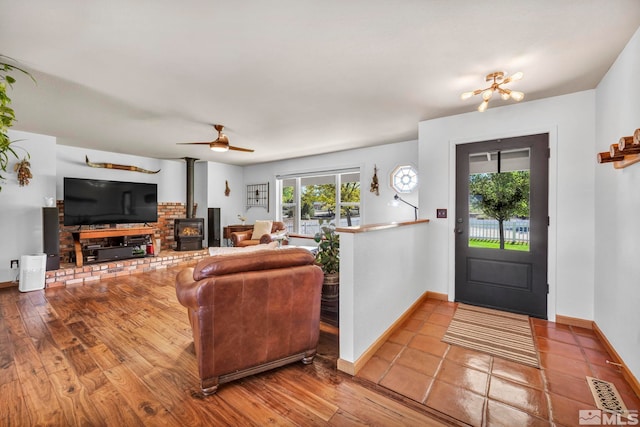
[210,142,229,152]
[478,100,489,112]
[482,89,493,101]
[500,91,511,100]
[511,91,525,101]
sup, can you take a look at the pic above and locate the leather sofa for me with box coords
[230,220,287,247]
[175,247,324,395]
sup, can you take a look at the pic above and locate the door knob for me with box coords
[454,227,463,234]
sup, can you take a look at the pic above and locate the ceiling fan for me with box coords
[177,124,254,153]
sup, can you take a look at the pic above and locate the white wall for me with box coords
[594,27,640,380]
[339,222,429,365]
[419,91,597,322]
[205,161,245,246]
[242,140,419,225]
[0,130,57,282]
[56,145,185,202]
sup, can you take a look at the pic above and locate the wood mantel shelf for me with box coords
[71,227,156,267]
[336,219,429,234]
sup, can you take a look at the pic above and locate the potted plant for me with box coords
[1,55,35,192]
[314,225,339,324]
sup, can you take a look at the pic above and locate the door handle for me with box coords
[454,227,463,234]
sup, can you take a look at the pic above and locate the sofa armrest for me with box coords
[175,268,198,308]
[260,231,288,245]
[230,230,253,246]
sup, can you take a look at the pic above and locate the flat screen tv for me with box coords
[64,177,158,226]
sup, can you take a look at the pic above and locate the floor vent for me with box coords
[587,376,629,416]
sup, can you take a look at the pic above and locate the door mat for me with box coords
[442,303,539,368]
[587,376,630,417]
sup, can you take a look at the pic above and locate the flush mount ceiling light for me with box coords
[461,71,524,112]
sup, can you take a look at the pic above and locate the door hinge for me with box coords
[547,284,550,294]
[547,216,550,226]
[547,147,551,158]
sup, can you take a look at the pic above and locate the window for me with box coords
[277,169,360,236]
[391,164,418,193]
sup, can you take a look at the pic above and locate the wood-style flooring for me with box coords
[0,267,452,426]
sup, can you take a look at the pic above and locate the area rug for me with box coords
[442,303,540,368]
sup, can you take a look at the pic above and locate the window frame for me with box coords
[276,168,361,236]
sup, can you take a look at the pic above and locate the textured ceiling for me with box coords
[1,0,639,165]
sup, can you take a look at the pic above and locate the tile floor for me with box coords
[357,299,640,426]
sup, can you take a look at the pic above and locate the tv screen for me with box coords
[64,177,158,226]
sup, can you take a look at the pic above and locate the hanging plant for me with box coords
[1,54,35,192]
[14,156,32,186]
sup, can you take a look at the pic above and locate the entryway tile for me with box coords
[488,376,548,419]
[425,380,485,427]
[485,399,550,427]
[379,364,432,403]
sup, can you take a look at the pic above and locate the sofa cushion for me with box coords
[208,242,277,256]
[194,247,316,280]
[251,220,273,240]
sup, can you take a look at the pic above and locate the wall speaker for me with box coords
[208,208,221,247]
[42,207,60,271]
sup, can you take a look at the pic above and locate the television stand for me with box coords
[71,227,156,267]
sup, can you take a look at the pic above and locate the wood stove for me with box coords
[174,218,204,251]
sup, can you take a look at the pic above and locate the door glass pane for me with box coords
[301,175,336,236]
[468,148,530,251]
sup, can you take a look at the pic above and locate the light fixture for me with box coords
[392,194,418,221]
[461,71,524,112]
[210,142,229,152]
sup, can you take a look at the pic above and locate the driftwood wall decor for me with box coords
[597,128,640,169]
[85,155,160,174]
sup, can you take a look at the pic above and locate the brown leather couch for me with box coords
[175,247,324,395]
[230,220,287,247]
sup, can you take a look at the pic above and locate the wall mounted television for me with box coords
[64,177,158,226]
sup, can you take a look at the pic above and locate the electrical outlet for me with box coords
[10,259,19,269]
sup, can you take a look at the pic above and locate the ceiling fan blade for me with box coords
[229,145,255,152]
[176,141,214,145]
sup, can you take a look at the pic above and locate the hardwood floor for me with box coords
[0,267,452,426]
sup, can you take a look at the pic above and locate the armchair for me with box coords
[231,220,287,247]
[175,247,323,394]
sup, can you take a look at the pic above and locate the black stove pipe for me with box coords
[184,157,198,218]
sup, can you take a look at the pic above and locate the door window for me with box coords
[468,148,530,251]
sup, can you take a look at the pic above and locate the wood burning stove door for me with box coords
[175,218,204,251]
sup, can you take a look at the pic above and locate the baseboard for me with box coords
[0,281,18,289]
[556,314,639,399]
[592,322,640,399]
[425,291,448,301]
[337,291,431,376]
[555,314,594,330]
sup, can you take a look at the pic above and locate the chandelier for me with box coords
[461,71,524,112]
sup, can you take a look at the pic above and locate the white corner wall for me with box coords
[0,130,57,282]
[205,161,245,245]
[418,91,597,322]
[594,27,640,381]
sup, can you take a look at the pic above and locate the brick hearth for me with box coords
[45,249,208,288]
